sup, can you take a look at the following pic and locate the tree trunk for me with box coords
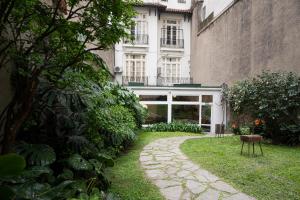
[0,78,38,154]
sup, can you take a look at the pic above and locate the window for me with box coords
[161,19,183,48]
[145,105,168,124]
[140,95,167,101]
[173,96,199,102]
[201,105,211,132]
[161,57,181,83]
[128,13,148,44]
[131,13,147,35]
[172,105,199,124]
[202,95,213,103]
[124,54,146,82]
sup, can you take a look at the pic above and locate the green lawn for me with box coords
[106,131,200,200]
[181,136,300,200]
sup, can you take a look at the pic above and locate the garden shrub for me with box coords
[145,121,202,133]
[240,126,251,135]
[226,71,300,145]
[231,123,241,135]
[9,67,147,199]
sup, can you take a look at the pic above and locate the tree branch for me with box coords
[0,0,15,24]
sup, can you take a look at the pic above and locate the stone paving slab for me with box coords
[140,135,256,200]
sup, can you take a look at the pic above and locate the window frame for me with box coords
[124,54,146,81]
[161,57,181,79]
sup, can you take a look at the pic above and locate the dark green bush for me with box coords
[11,66,147,199]
[226,71,300,145]
[145,121,202,133]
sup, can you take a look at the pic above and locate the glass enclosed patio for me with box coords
[127,85,226,133]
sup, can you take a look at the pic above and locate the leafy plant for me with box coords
[10,67,144,198]
[225,71,300,145]
[231,123,241,135]
[15,143,56,166]
[0,0,146,199]
[240,126,251,135]
[145,121,202,133]
[0,153,26,177]
[67,154,93,171]
[0,0,138,154]
[0,154,26,200]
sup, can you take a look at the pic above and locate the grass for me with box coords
[106,131,200,200]
[181,136,300,200]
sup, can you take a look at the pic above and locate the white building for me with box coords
[115,0,192,86]
[114,0,230,133]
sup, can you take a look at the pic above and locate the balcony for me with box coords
[122,76,192,86]
[160,38,184,49]
[157,77,192,86]
[124,34,149,45]
[161,28,184,48]
[122,76,148,86]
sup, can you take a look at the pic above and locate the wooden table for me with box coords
[240,135,263,156]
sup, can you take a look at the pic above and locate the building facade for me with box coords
[112,0,300,131]
[113,1,227,133]
[114,0,192,86]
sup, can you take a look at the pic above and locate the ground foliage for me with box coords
[225,71,300,145]
[1,65,147,200]
[144,121,202,133]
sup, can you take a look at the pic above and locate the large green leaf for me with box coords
[0,153,26,177]
[40,180,74,199]
[16,143,56,166]
[57,169,74,180]
[70,180,87,194]
[22,166,53,178]
[88,159,103,175]
[0,186,15,200]
[1,166,53,184]
[14,181,51,200]
[67,154,92,171]
[13,180,74,200]
[96,154,114,167]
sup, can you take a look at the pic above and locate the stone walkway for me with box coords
[140,135,256,200]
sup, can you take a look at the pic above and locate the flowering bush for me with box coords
[253,119,265,135]
[225,71,300,145]
[231,123,241,134]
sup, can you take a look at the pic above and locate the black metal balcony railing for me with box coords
[122,76,148,86]
[160,38,184,48]
[157,77,192,86]
[122,76,192,86]
[124,34,149,45]
[160,28,184,48]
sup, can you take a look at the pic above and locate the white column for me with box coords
[199,95,202,126]
[167,91,172,123]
